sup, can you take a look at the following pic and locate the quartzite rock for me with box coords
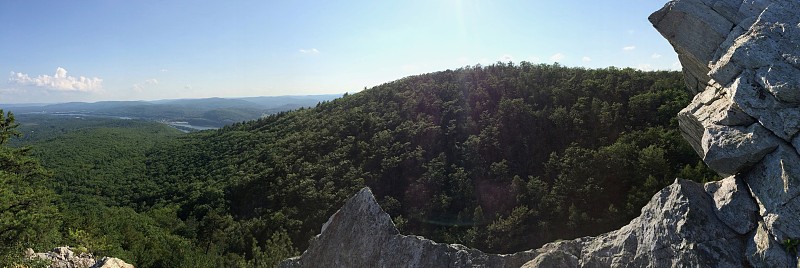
[25,247,134,268]
[282,180,750,267]
[647,0,732,93]
[704,176,758,235]
[279,187,538,268]
[655,0,800,266]
[95,257,135,268]
[522,179,746,267]
[700,123,777,176]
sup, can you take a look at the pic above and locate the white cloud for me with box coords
[299,48,320,54]
[160,69,169,72]
[637,63,653,71]
[498,54,514,62]
[132,78,159,92]
[8,67,102,92]
[582,56,592,62]
[651,53,662,59]
[672,61,683,70]
[184,85,193,90]
[529,56,541,63]
[550,53,565,62]
[623,46,636,51]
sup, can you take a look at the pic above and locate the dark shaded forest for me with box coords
[0,63,717,267]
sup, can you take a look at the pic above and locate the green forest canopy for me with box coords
[1,63,718,267]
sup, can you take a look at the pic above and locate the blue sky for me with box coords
[0,0,679,104]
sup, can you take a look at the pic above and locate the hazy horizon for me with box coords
[1,1,679,104]
[0,93,345,106]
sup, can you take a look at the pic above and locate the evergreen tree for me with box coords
[0,110,61,266]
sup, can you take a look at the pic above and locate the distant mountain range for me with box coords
[1,94,342,129]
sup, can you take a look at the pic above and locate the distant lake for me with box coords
[25,112,218,132]
[167,122,218,132]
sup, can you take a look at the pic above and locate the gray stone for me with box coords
[746,221,795,268]
[700,123,778,176]
[94,257,134,268]
[654,0,800,267]
[744,145,800,242]
[744,145,800,213]
[703,176,759,234]
[283,181,750,268]
[26,247,134,268]
[728,72,800,141]
[279,187,538,268]
[523,180,746,267]
[756,64,800,104]
[648,0,732,93]
[28,247,95,268]
[520,241,580,268]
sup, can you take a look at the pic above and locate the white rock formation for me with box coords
[25,247,134,268]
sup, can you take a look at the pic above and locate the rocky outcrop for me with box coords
[280,179,755,267]
[281,0,800,267]
[521,177,753,267]
[25,247,134,268]
[279,188,539,268]
[526,0,800,266]
[652,0,800,266]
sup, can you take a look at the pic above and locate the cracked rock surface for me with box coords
[281,0,800,267]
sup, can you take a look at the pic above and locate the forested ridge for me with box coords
[1,63,717,267]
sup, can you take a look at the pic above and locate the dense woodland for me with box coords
[0,63,718,267]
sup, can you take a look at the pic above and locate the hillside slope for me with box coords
[142,63,714,263]
[3,63,716,267]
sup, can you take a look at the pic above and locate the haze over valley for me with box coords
[6,95,340,131]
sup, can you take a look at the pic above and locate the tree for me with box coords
[0,110,62,266]
[0,110,20,145]
[250,229,298,268]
